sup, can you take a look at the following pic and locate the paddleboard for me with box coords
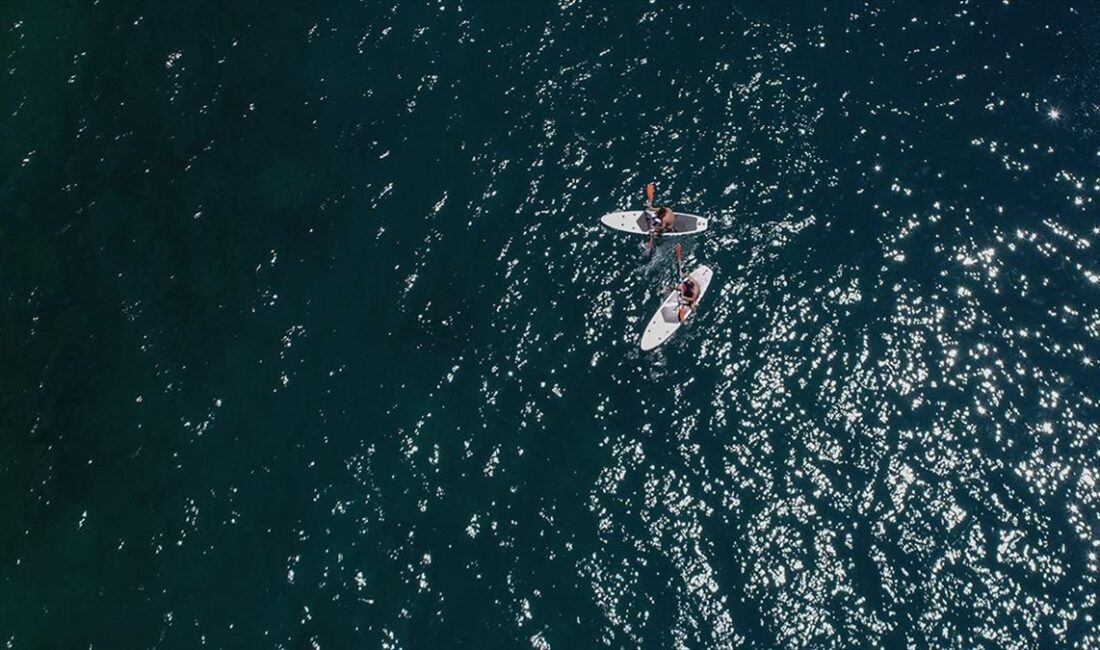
[639,265,714,351]
[600,210,709,236]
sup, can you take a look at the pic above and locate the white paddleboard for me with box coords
[600,210,709,236]
[639,265,714,351]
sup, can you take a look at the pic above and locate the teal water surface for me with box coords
[2,1,1100,648]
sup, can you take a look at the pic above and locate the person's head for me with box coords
[656,207,669,218]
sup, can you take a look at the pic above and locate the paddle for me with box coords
[645,183,658,251]
[675,243,687,321]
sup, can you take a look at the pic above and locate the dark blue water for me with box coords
[3,1,1099,647]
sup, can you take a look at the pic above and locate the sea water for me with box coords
[2,2,1098,647]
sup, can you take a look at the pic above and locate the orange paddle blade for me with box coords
[675,243,683,263]
[646,183,655,203]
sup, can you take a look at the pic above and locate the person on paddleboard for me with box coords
[676,273,699,321]
[644,183,676,249]
[646,207,675,250]
[652,206,676,232]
